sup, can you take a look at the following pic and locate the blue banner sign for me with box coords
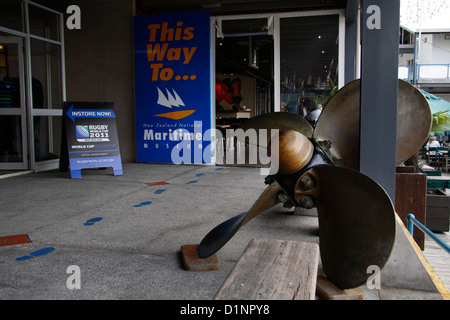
[63,102,123,178]
[134,11,213,164]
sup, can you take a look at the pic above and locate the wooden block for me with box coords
[316,275,365,300]
[214,239,319,300]
[181,244,220,271]
[395,173,427,249]
[396,166,415,173]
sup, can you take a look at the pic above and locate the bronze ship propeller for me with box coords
[196,79,432,289]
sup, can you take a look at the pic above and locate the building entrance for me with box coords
[0,1,65,172]
[214,10,344,126]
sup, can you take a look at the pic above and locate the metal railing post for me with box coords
[407,214,450,254]
[407,213,415,236]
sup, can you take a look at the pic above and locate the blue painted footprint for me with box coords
[196,173,204,177]
[185,181,198,184]
[84,217,103,226]
[133,201,152,207]
[154,189,166,194]
[16,247,55,261]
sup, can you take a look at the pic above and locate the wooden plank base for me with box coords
[214,239,319,300]
[316,275,365,300]
[181,244,220,271]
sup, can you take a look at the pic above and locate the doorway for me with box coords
[278,13,341,127]
[213,10,344,124]
[0,1,65,172]
[0,35,27,169]
[215,15,274,121]
[212,11,344,167]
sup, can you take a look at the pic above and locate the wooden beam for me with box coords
[214,239,319,300]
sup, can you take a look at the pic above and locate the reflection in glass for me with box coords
[34,116,61,162]
[30,38,62,109]
[280,15,339,126]
[216,18,274,116]
[0,0,25,32]
[0,115,23,162]
[28,3,60,41]
[0,33,25,108]
[222,18,268,35]
[0,3,64,170]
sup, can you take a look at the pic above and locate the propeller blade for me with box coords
[313,79,432,170]
[396,80,432,164]
[197,181,283,258]
[197,212,246,259]
[296,165,396,289]
[313,80,360,169]
[238,112,314,148]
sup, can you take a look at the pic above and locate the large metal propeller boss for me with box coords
[196,79,432,289]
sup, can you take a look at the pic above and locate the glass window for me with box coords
[28,3,60,41]
[222,18,269,35]
[0,2,64,170]
[30,38,62,109]
[280,15,339,126]
[216,18,274,117]
[0,0,25,32]
[34,115,61,162]
[0,34,25,108]
[0,115,23,162]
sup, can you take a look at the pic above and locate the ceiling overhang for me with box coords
[136,0,347,16]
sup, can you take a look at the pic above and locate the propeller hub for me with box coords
[269,130,314,175]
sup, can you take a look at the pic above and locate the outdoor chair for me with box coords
[426,147,448,170]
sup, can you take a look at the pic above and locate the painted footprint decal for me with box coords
[186,173,206,184]
[84,217,103,226]
[133,201,152,208]
[16,247,55,261]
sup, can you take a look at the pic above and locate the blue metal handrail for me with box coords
[407,214,450,254]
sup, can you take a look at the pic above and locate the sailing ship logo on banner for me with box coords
[153,87,195,120]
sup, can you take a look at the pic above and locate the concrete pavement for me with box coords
[0,163,447,300]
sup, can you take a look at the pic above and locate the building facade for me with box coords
[399,25,450,102]
[0,0,401,200]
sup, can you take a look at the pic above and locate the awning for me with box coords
[420,89,450,114]
[421,90,450,136]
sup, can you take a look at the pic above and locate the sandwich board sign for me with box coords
[62,102,123,178]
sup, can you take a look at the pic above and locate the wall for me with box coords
[419,34,434,64]
[64,0,136,162]
[420,34,450,65]
[431,34,450,64]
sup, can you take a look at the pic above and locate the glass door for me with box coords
[277,12,343,127]
[0,35,28,170]
[27,2,64,172]
[215,15,274,119]
[0,1,65,172]
[215,10,345,122]
[29,36,63,170]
